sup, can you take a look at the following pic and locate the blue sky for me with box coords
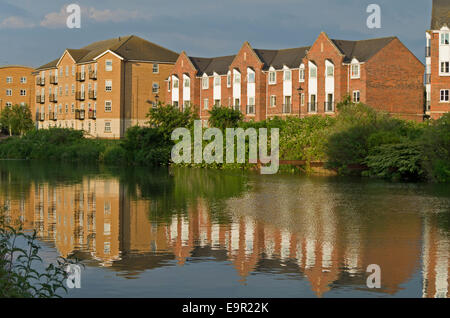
[0,0,431,67]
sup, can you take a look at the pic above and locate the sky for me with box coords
[0,0,432,68]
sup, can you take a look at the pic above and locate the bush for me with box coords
[208,106,243,130]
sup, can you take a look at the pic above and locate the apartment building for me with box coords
[35,35,179,138]
[0,65,35,112]
[167,32,424,123]
[426,0,450,119]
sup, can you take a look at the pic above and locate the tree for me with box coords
[0,106,13,136]
[11,104,34,136]
[208,105,243,130]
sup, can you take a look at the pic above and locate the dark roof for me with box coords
[331,37,396,63]
[36,35,179,70]
[431,0,450,30]
[188,55,236,76]
[254,47,310,70]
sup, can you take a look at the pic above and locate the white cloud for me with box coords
[40,7,67,28]
[0,16,35,29]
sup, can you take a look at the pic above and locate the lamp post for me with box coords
[297,87,303,117]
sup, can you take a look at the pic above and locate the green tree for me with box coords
[208,105,243,130]
[10,104,34,136]
[0,107,13,136]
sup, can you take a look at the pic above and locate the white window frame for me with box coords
[214,75,221,87]
[353,90,360,102]
[6,77,12,84]
[283,69,292,81]
[270,95,276,107]
[20,77,27,84]
[351,63,360,79]
[105,100,112,112]
[152,82,159,93]
[440,61,450,75]
[105,60,113,71]
[6,89,12,96]
[299,65,305,82]
[152,63,159,74]
[309,65,317,78]
[227,72,231,87]
[105,80,112,92]
[441,32,450,45]
[20,89,26,96]
[202,75,209,89]
[269,70,276,85]
[204,98,209,110]
[440,89,450,102]
[248,70,255,83]
[104,122,111,133]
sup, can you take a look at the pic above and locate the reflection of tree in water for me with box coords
[110,166,249,224]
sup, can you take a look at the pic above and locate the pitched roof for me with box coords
[36,35,179,70]
[431,0,450,30]
[188,55,236,76]
[253,46,310,70]
[331,37,396,63]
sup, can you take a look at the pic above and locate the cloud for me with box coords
[40,5,151,28]
[0,16,35,29]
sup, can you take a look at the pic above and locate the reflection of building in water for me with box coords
[422,215,449,298]
[0,178,447,297]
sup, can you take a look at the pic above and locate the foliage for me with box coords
[0,208,80,298]
[208,106,243,130]
[0,104,34,136]
[146,103,198,140]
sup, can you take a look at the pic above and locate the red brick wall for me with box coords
[429,31,450,119]
[365,38,424,121]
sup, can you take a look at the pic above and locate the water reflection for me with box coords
[0,161,449,298]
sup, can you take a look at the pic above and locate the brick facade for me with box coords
[0,65,35,114]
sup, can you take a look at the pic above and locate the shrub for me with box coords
[208,106,243,130]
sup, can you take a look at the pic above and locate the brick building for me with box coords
[35,35,178,138]
[166,32,424,123]
[426,0,450,119]
[0,65,35,113]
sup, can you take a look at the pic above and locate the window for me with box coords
[353,90,360,102]
[214,99,220,106]
[105,60,113,71]
[441,61,450,74]
[351,64,360,78]
[71,84,75,95]
[71,103,75,113]
[214,76,221,86]
[65,85,69,96]
[234,72,241,84]
[270,95,276,107]
[284,69,292,81]
[59,86,62,95]
[326,65,334,77]
[167,78,171,91]
[105,80,112,92]
[153,63,159,73]
[105,101,112,112]
[59,68,63,77]
[173,78,179,88]
[204,98,209,110]
[440,89,449,102]
[72,66,75,76]
[152,83,159,93]
[65,104,68,113]
[6,89,12,96]
[227,72,231,87]
[248,72,255,83]
[5,102,12,108]
[184,77,190,88]
[65,66,69,76]
[20,77,27,84]
[441,32,450,45]
[299,66,305,82]
[202,76,209,89]
[269,71,276,84]
[183,101,190,110]
[104,122,111,133]
[310,66,317,78]
[20,89,26,96]
[6,77,12,83]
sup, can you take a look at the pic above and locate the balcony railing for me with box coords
[425,73,431,84]
[426,100,431,112]
[233,105,241,112]
[50,76,58,85]
[76,72,86,82]
[36,112,45,121]
[88,90,97,100]
[75,92,85,101]
[75,109,85,120]
[425,46,431,58]
[36,95,45,104]
[36,77,45,86]
[88,110,96,119]
[49,112,57,121]
[49,94,57,102]
[246,104,255,114]
[308,102,317,113]
[282,103,292,114]
[324,101,335,113]
[89,71,97,80]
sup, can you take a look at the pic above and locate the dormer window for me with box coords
[214,75,221,86]
[173,78,179,88]
[299,65,305,82]
[269,70,276,84]
[441,32,450,45]
[326,65,334,77]
[227,72,231,87]
[247,69,255,83]
[283,69,292,81]
[234,71,241,84]
[184,76,190,88]
[202,75,209,89]
[351,63,360,79]
[309,65,317,78]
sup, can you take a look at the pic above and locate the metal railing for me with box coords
[88,110,96,119]
[89,71,97,80]
[88,90,97,100]
[36,77,45,86]
[75,92,85,101]
[308,102,317,113]
[233,105,241,112]
[76,72,86,82]
[324,101,335,113]
[50,76,58,85]
[75,109,85,120]
[282,103,292,114]
[49,94,57,102]
[246,104,255,114]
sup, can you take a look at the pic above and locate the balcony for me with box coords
[36,77,45,86]
[50,76,58,85]
[75,109,85,120]
[89,71,97,80]
[36,112,45,122]
[76,72,86,82]
[75,92,85,101]
[425,73,431,84]
[282,103,292,114]
[88,110,96,120]
[49,94,57,103]
[49,112,57,121]
[233,105,241,112]
[246,104,255,114]
[324,101,335,113]
[308,102,317,113]
[88,90,97,100]
[36,95,45,104]
[425,46,431,58]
